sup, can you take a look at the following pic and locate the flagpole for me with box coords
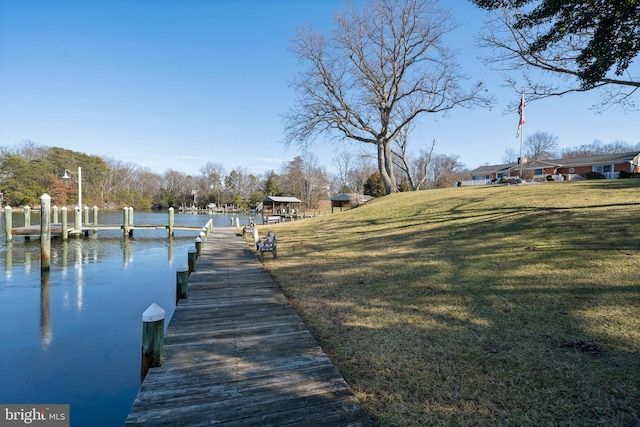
[516,89,525,179]
[519,124,524,178]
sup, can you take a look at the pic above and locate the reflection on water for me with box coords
[0,211,260,426]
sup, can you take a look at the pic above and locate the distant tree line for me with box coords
[503,134,640,164]
[0,141,469,209]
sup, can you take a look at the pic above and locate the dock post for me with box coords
[141,303,165,383]
[195,237,202,258]
[24,205,31,227]
[83,206,89,227]
[40,194,51,271]
[53,205,59,224]
[92,206,99,225]
[4,206,12,242]
[74,206,81,236]
[61,207,68,240]
[129,207,134,237]
[187,247,197,274]
[123,207,129,237]
[168,207,175,238]
[199,230,206,245]
[176,265,189,304]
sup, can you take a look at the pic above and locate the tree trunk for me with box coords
[377,141,396,195]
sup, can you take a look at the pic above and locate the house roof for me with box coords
[330,193,373,202]
[263,196,301,204]
[469,151,640,175]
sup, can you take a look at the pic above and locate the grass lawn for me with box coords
[248,180,640,426]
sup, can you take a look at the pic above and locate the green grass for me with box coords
[249,180,640,426]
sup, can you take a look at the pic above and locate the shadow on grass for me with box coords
[257,184,640,426]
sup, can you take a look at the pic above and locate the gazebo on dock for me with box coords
[261,196,301,221]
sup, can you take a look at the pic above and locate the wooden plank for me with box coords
[125,227,372,426]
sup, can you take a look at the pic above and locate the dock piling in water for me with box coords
[187,248,197,274]
[61,207,68,240]
[40,194,51,271]
[176,265,189,304]
[141,303,165,384]
[4,206,12,242]
[168,207,174,238]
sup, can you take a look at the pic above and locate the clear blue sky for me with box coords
[1,0,638,177]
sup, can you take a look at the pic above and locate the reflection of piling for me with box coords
[40,194,51,271]
[141,303,165,383]
[40,270,52,347]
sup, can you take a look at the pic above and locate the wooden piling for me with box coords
[168,207,174,238]
[61,207,68,240]
[24,206,31,227]
[83,206,89,227]
[141,303,165,384]
[195,237,202,258]
[40,194,51,271]
[4,206,12,242]
[123,207,130,237]
[92,206,99,225]
[53,205,59,224]
[187,247,197,274]
[74,206,81,235]
[175,265,189,304]
[128,207,134,237]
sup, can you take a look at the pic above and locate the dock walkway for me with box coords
[125,227,372,426]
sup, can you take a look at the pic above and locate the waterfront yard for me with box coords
[250,180,640,426]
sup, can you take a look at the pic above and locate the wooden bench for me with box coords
[257,231,277,261]
[266,216,281,224]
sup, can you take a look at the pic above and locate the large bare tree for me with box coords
[284,0,491,194]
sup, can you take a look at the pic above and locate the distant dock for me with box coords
[125,227,372,426]
[4,206,210,242]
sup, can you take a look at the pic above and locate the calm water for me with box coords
[0,210,261,426]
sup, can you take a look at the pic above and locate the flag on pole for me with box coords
[515,90,525,138]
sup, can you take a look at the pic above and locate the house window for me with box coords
[472,175,490,180]
[534,168,543,175]
[497,173,509,178]
[593,165,613,173]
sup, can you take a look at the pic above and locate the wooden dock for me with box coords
[125,227,372,426]
[10,223,205,237]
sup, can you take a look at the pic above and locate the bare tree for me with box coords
[284,0,491,195]
[429,154,465,188]
[524,131,558,160]
[332,150,353,193]
[560,139,640,158]
[411,142,437,189]
[502,147,519,164]
[349,151,378,194]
